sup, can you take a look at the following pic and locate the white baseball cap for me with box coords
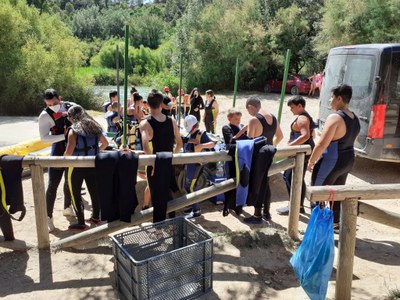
[184,115,198,133]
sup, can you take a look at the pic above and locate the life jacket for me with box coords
[72,131,99,156]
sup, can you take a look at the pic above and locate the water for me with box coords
[93,85,152,102]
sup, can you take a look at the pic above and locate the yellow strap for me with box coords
[212,108,217,133]
[190,178,197,193]
[0,169,9,214]
[235,146,240,186]
[67,167,77,211]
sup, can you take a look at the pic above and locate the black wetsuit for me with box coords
[283,111,315,208]
[222,124,248,147]
[253,113,277,215]
[146,116,177,222]
[311,110,360,223]
[204,98,216,133]
[189,96,204,122]
[67,132,100,225]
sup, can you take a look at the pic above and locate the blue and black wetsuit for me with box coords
[311,110,360,223]
[67,131,100,225]
[283,111,315,208]
[146,116,177,222]
[253,113,277,216]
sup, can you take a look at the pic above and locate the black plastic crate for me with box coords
[111,217,213,300]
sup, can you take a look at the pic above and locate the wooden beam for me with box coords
[306,184,400,202]
[288,152,304,241]
[22,145,311,168]
[30,165,49,249]
[335,198,358,300]
[51,157,294,251]
[358,201,400,229]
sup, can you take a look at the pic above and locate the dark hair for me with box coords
[331,84,353,104]
[44,88,58,100]
[147,92,164,109]
[130,87,137,95]
[109,91,118,99]
[133,93,143,102]
[189,88,200,99]
[287,96,306,107]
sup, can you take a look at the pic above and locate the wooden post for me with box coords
[30,164,50,249]
[335,197,358,300]
[287,152,305,241]
[358,201,400,229]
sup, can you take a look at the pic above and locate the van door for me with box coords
[319,50,377,149]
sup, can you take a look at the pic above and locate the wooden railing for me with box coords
[306,184,400,300]
[20,145,311,250]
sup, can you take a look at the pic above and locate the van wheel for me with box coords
[264,84,271,93]
[290,86,299,95]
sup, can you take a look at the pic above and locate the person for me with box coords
[278,96,316,215]
[308,72,316,97]
[183,115,215,217]
[183,94,191,117]
[38,88,75,232]
[307,84,360,229]
[176,89,185,120]
[105,102,121,133]
[164,86,177,118]
[189,88,204,122]
[204,89,219,134]
[139,91,183,221]
[161,94,173,116]
[242,97,283,224]
[102,90,118,112]
[64,105,109,230]
[222,108,248,147]
[129,93,145,123]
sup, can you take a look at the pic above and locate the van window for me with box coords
[389,52,400,103]
[323,54,376,100]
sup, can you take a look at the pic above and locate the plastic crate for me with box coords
[111,217,213,300]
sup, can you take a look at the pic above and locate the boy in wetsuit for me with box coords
[307,84,360,229]
[277,96,315,215]
[139,91,182,222]
[222,108,249,147]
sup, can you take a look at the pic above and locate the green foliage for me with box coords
[267,4,310,73]
[0,0,95,115]
[315,0,400,55]
[129,10,168,49]
[70,6,103,41]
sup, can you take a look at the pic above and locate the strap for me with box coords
[327,185,335,210]
[0,156,26,221]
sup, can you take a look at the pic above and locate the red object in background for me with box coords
[264,73,311,95]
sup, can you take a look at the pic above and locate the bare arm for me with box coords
[64,130,77,156]
[139,120,152,155]
[273,121,284,145]
[288,116,310,146]
[307,114,340,171]
[195,142,215,152]
[172,118,183,153]
[38,112,65,144]
[247,118,259,138]
[213,101,219,121]
[233,125,248,139]
[99,134,109,151]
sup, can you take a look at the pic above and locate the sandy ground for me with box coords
[1,92,400,300]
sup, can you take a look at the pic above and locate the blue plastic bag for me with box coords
[290,205,335,300]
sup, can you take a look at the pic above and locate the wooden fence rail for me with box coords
[306,184,400,300]
[23,145,311,249]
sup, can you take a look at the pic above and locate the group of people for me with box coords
[39,83,359,232]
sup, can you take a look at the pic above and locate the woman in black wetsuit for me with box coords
[307,84,360,226]
[189,88,204,122]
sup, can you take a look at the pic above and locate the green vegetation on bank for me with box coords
[2,0,400,115]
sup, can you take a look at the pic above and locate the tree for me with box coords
[267,4,310,74]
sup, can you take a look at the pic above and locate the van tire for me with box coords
[290,86,299,95]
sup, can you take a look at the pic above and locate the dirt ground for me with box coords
[1,92,400,300]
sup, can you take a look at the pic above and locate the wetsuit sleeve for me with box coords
[222,125,234,145]
[198,97,205,110]
[38,111,65,144]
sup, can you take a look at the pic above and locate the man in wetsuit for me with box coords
[38,88,75,232]
[307,84,360,228]
[243,97,283,224]
[140,91,183,222]
[278,96,315,215]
